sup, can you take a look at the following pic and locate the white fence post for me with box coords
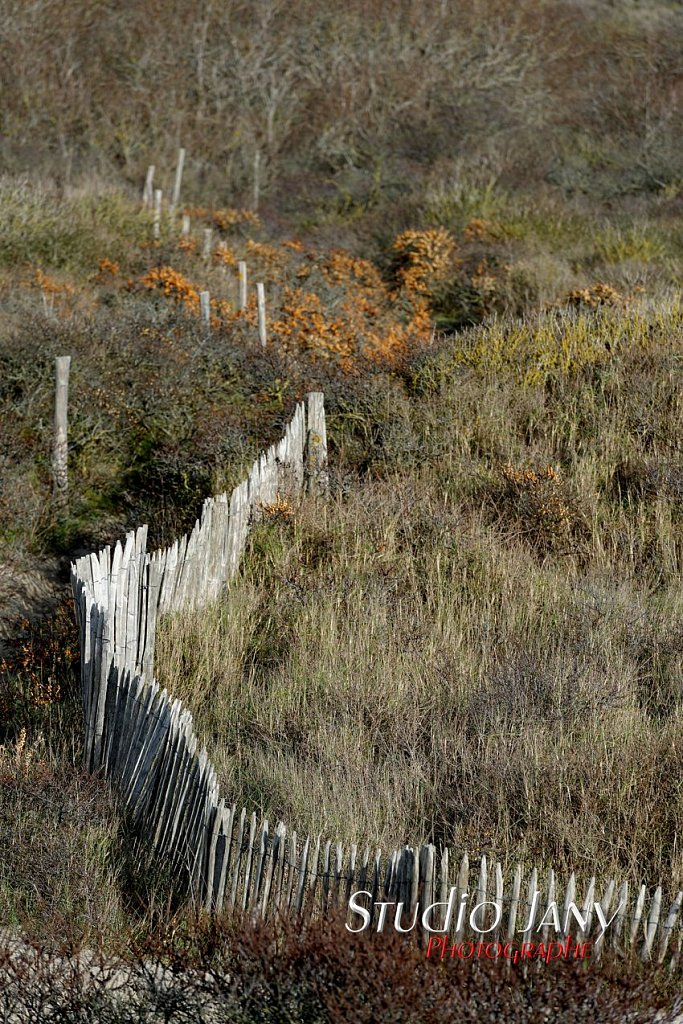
[238,261,247,310]
[142,165,155,207]
[52,355,71,500]
[257,282,267,347]
[170,147,186,216]
[153,189,163,239]
[203,228,213,263]
[200,290,211,331]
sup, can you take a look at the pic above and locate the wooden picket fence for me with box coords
[70,392,682,968]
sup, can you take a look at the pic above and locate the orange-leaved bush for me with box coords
[139,266,200,311]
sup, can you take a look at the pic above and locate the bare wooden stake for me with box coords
[238,261,247,310]
[170,147,186,216]
[181,215,191,236]
[143,165,155,207]
[257,282,267,347]
[200,290,211,330]
[52,355,71,501]
[253,149,261,212]
[203,227,213,262]
[153,189,162,239]
[305,392,329,497]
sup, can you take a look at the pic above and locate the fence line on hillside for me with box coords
[70,394,682,966]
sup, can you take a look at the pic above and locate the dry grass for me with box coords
[0,715,126,943]
[156,300,683,890]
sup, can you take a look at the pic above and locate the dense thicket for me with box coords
[1,0,680,234]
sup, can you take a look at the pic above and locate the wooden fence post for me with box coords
[203,228,213,263]
[238,261,248,311]
[253,149,261,212]
[170,147,186,216]
[153,189,162,239]
[200,291,211,332]
[142,165,155,207]
[305,392,328,497]
[52,355,71,501]
[257,282,267,347]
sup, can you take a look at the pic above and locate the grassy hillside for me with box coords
[0,0,682,1016]
[156,299,683,890]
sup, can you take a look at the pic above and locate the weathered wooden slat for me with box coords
[611,880,629,950]
[641,886,662,961]
[91,598,110,772]
[241,812,258,912]
[168,534,189,612]
[204,798,225,912]
[110,540,124,656]
[506,864,523,942]
[182,754,217,889]
[410,846,420,921]
[188,760,219,888]
[321,840,332,913]
[331,842,343,910]
[102,660,127,777]
[283,830,297,911]
[629,884,647,950]
[115,533,134,670]
[344,843,357,914]
[295,837,310,916]
[438,847,449,933]
[157,539,178,614]
[274,825,290,913]
[148,700,184,851]
[454,852,469,941]
[251,820,270,915]
[419,845,434,933]
[308,835,321,915]
[120,679,169,815]
[261,822,286,919]
[116,674,154,795]
[522,866,538,938]
[158,714,199,862]
[142,553,162,679]
[657,891,682,964]
[494,861,504,941]
[385,849,397,902]
[474,856,487,933]
[175,521,198,611]
[227,480,250,578]
[168,758,204,879]
[229,807,247,909]
[398,848,410,922]
[370,849,381,924]
[561,872,576,939]
[129,525,148,671]
[152,709,195,856]
[214,803,235,913]
[540,867,555,944]
[578,876,596,942]
[356,847,369,910]
[305,391,328,496]
[594,878,615,960]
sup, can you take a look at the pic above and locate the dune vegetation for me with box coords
[0,0,682,1017]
